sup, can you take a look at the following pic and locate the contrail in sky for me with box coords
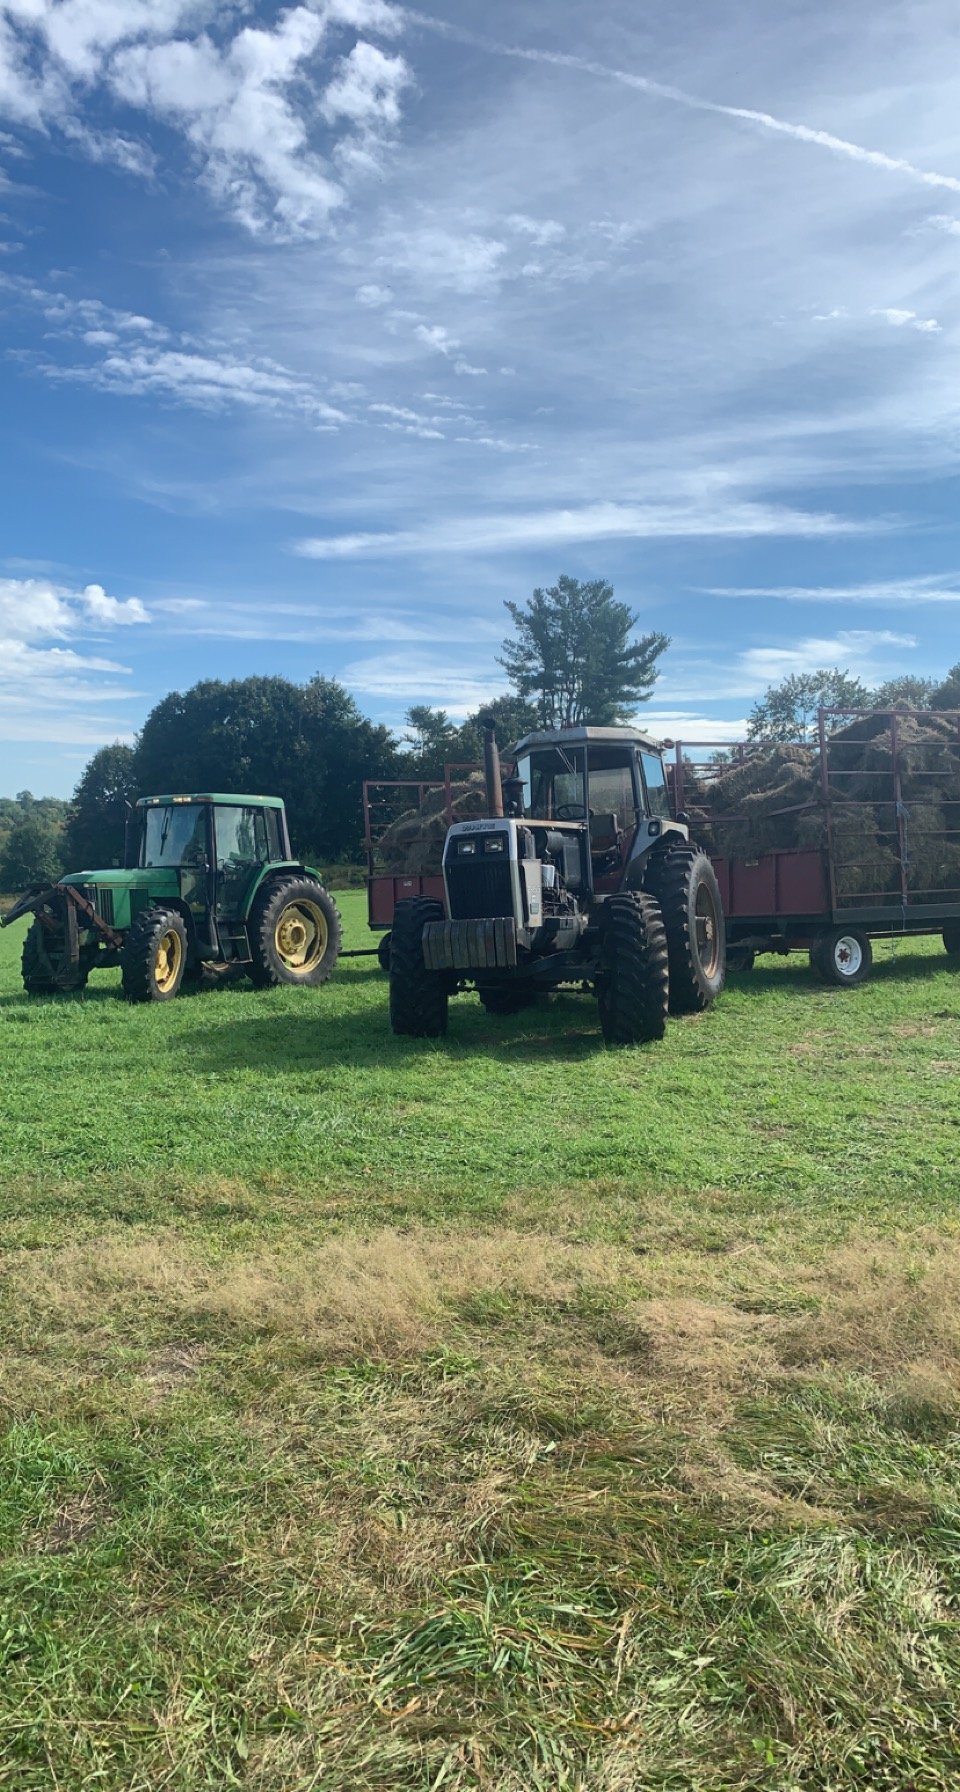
[404,10,960,198]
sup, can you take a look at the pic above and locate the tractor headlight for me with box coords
[457,839,478,856]
[484,836,506,854]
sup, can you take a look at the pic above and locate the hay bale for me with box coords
[377,777,487,875]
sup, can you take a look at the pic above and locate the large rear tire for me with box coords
[597,893,670,1046]
[248,877,341,989]
[121,906,188,1003]
[389,898,448,1037]
[643,846,726,1014]
[810,927,872,987]
[476,984,537,1015]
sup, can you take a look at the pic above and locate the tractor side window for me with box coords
[586,753,638,830]
[640,752,671,819]
[143,804,207,867]
[215,806,270,866]
[265,808,284,860]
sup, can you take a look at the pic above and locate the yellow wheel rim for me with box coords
[155,927,183,994]
[275,900,328,975]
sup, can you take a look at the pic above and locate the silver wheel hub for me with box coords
[834,935,862,976]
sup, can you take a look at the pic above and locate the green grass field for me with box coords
[2,895,960,1789]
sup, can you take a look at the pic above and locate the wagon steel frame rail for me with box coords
[668,706,960,959]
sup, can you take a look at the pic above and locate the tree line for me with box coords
[3,573,959,889]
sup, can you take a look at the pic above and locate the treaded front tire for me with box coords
[597,892,669,1046]
[644,846,726,1014]
[22,920,58,994]
[389,898,448,1037]
[248,877,341,988]
[121,906,188,1003]
[22,913,89,994]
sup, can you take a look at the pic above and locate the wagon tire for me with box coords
[248,877,341,988]
[389,898,448,1037]
[377,931,392,973]
[121,906,188,1003]
[810,927,872,987]
[643,846,726,1013]
[597,892,670,1046]
[944,921,960,960]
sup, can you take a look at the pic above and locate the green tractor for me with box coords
[2,793,341,1002]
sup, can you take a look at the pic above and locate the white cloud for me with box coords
[356,281,392,306]
[387,226,507,294]
[341,648,504,713]
[927,213,960,238]
[294,498,873,558]
[422,20,960,197]
[641,713,750,743]
[0,0,412,236]
[506,212,565,246]
[47,344,347,416]
[0,573,149,746]
[0,574,149,640]
[870,307,941,333]
[702,577,960,606]
[320,38,410,130]
[739,629,916,687]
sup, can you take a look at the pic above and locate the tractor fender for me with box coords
[624,821,690,884]
[239,861,327,919]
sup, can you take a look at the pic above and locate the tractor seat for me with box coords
[589,812,621,855]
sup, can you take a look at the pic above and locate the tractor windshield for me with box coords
[142,804,208,868]
[516,746,587,819]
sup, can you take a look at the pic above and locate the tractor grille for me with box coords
[95,887,115,926]
[446,860,514,921]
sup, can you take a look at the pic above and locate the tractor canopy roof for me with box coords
[137,793,286,808]
[514,725,663,755]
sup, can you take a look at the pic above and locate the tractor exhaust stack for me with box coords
[478,713,504,818]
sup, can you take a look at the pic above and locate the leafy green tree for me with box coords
[402,704,459,777]
[748,669,872,743]
[0,812,62,891]
[871,676,936,710]
[63,743,139,869]
[931,662,960,710]
[498,576,669,727]
[134,675,398,863]
[453,694,540,760]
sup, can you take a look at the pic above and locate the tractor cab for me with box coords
[514,727,677,892]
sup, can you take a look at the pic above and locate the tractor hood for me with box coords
[61,869,178,890]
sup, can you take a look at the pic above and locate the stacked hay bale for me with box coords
[377,777,488,876]
[688,711,960,905]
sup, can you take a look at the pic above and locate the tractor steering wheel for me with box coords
[554,803,590,821]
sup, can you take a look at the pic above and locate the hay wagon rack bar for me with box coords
[668,706,960,980]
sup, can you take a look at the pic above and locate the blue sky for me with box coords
[1,0,959,796]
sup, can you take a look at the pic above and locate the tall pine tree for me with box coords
[498,576,668,727]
